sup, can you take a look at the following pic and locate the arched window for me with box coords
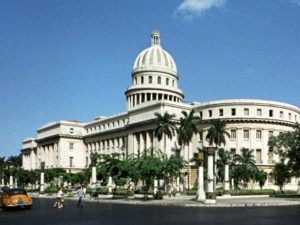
[141,76,144,84]
[157,76,161,84]
[166,78,169,85]
[149,76,152,84]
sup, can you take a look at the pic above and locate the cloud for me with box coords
[175,0,226,20]
[291,0,300,6]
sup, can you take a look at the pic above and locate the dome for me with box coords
[133,31,177,74]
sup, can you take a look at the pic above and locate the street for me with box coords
[1,198,300,225]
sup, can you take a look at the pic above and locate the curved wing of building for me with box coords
[21,32,300,190]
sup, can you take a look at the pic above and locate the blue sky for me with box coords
[0,0,300,158]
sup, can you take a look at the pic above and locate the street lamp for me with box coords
[9,165,14,188]
[206,146,217,203]
[40,162,45,194]
[196,141,206,202]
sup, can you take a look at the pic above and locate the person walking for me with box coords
[77,185,84,208]
[54,187,64,209]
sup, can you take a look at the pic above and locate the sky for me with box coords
[0,0,300,158]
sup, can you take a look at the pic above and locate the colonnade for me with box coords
[127,92,182,110]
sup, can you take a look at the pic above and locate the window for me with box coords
[209,110,212,117]
[199,132,203,141]
[256,149,262,163]
[268,131,273,138]
[166,78,169,85]
[199,111,203,118]
[243,130,249,139]
[256,130,262,139]
[141,76,144,84]
[230,148,236,160]
[70,128,74,134]
[157,76,161,84]
[231,108,236,116]
[280,111,284,118]
[268,148,274,164]
[69,143,74,150]
[134,78,137,84]
[289,113,292,120]
[69,157,74,167]
[257,109,262,116]
[230,130,236,139]
[149,76,152,84]
[244,108,249,116]
[172,80,175,87]
[269,109,273,117]
[219,109,223,116]
[85,157,88,167]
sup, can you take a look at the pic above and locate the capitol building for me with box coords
[21,31,300,189]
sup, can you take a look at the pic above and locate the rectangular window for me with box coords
[219,109,223,116]
[199,111,203,118]
[199,132,203,141]
[268,131,273,138]
[244,108,249,116]
[269,109,273,117]
[69,143,74,150]
[209,110,212,117]
[257,109,262,116]
[231,108,236,116]
[69,157,74,167]
[280,111,284,118]
[70,128,74,134]
[230,130,236,139]
[256,130,262,139]
[230,148,236,160]
[243,130,249,139]
[289,113,291,120]
[268,148,274,164]
[256,149,262,163]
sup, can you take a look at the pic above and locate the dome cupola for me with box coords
[133,31,177,75]
[125,31,184,111]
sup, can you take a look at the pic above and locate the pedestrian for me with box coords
[77,185,84,208]
[54,187,64,209]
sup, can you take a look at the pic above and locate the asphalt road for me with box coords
[1,198,300,225]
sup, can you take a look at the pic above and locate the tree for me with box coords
[255,169,268,190]
[177,110,199,152]
[232,148,257,189]
[206,119,230,147]
[177,110,199,190]
[269,124,300,192]
[216,148,231,182]
[154,112,176,155]
[163,154,187,185]
[272,161,291,193]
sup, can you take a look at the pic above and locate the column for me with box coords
[206,147,216,203]
[223,163,230,196]
[197,162,206,202]
[92,166,97,189]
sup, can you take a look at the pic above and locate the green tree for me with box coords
[206,119,230,147]
[255,169,268,190]
[216,148,231,182]
[269,124,300,191]
[272,161,291,193]
[163,154,187,185]
[177,110,199,152]
[154,112,176,155]
[232,148,257,189]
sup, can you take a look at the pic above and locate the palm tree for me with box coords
[177,110,200,189]
[216,148,231,182]
[233,148,257,188]
[206,119,230,190]
[154,112,176,155]
[206,119,230,148]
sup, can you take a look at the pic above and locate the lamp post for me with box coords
[1,171,4,187]
[9,165,14,189]
[40,162,45,194]
[223,152,231,196]
[206,147,216,203]
[196,143,206,202]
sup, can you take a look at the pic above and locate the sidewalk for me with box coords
[32,193,300,208]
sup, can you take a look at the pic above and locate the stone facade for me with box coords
[21,31,300,189]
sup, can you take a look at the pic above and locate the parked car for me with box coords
[0,187,32,210]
